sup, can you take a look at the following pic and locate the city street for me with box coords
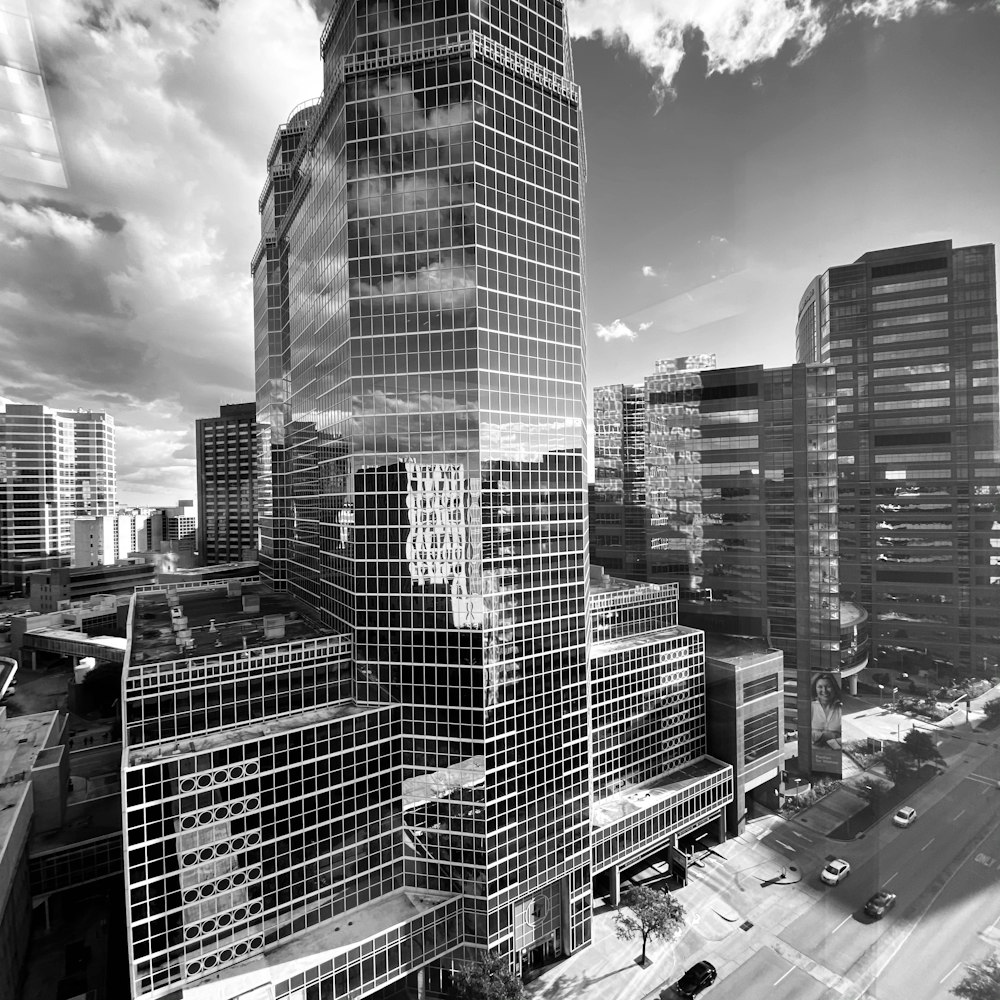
[529,718,1000,1000]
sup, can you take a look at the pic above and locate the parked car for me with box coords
[820,859,851,885]
[893,806,917,828]
[676,961,717,997]
[865,889,897,919]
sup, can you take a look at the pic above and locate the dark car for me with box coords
[865,889,897,919]
[676,960,717,997]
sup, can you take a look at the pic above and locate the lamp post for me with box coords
[878,683,885,705]
[892,686,899,706]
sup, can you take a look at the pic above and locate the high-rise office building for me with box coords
[0,401,82,590]
[73,509,151,567]
[124,3,590,998]
[591,361,850,774]
[140,499,197,560]
[797,241,1000,679]
[64,409,117,516]
[196,403,258,564]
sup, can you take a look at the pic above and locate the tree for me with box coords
[903,728,940,765]
[449,952,526,1000]
[614,885,686,965]
[951,953,1000,999]
[879,742,912,783]
[983,698,1000,728]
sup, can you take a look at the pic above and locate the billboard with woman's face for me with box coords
[810,670,843,774]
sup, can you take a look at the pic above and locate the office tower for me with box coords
[0,401,77,590]
[123,3,589,998]
[797,241,1000,680]
[74,509,151,567]
[588,569,732,899]
[63,409,117,516]
[196,403,259,564]
[591,361,849,776]
[141,500,197,560]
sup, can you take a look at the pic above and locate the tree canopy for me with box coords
[614,884,686,964]
[449,952,526,1000]
[902,728,940,764]
[952,953,1000,1000]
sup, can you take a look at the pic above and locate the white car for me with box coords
[893,806,917,828]
[820,859,851,885]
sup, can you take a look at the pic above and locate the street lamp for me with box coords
[892,686,899,706]
[878,683,885,705]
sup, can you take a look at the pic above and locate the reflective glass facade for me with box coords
[797,241,1000,679]
[248,0,591,992]
[0,401,110,590]
[590,363,841,776]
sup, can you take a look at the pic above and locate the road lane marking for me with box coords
[885,871,898,884]
[922,838,935,852]
[967,773,997,787]
[774,968,794,986]
[983,786,991,796]
[955,809,966,821]
[774,840,796,852]
[940,962,962,984]
[790,830,813,842]
[848,812,1000,999]
[833,915,852,933]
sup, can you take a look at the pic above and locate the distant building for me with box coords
[26,563,154,613]
[798,240,1000,679]
[591,361,845,776]
[140,499,197,561]
[196,403,258,565]
[73,509,151,567]
[63,410,117,516]
[0,401,115,591]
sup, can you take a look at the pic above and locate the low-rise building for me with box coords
[26,563,155,613]
[703,634,785,834]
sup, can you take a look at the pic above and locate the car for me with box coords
[893,806,917,828]
[820,859,851,885]
[676,960,717,997]
[865,889,897,919]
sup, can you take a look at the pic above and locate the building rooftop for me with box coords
[128,702,369,766]
[591,755,731,828]
[704,632,780,667]
[840,600,868,629]
[228,888,456,1000]
[129,585,325,666]
[0,709,63,839]
[591,623,702,658]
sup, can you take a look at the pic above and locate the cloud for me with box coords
[594,318,641,342]
[566,0,954,102]
[0,0,323,505]
[641,265,657,277]
[638,321,653,330]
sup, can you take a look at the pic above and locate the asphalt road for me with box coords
[771,727,1000,1000]
[703,946,826,1000]
[869,750,1000,1000]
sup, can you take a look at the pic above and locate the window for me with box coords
[743,675,779,701]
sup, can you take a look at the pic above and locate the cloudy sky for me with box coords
[3,0,1000,505]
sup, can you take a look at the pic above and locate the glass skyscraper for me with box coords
[797,241,1000,681]
[591,361,846,775]
[253,0,589,990]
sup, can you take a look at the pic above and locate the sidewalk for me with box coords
[527,815,847,1000]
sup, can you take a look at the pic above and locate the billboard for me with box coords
[809,670,843,774]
